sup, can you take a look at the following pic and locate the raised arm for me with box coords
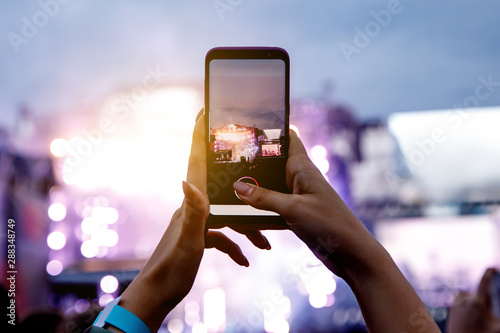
[233,131,441,333]
[93,110,270,333]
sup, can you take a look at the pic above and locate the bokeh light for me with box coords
[310,144,329,175]
[48,203,67,222]
[264,318,289,333]
[103,229,119,247]
[192,322,208,333]
[167,318,184,333]
[99,294,115,307]
[81,240,99,258]
[47,231,66,250]
[100,275,119,293]
[81,217,99,235]
[309,293,327,308]
[204,288,226,332]
[92,206,119,224]
[46,260,63,276]
[50,138,68,157]
[185,300,200,327]
[75,299,91,313]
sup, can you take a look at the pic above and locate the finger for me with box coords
[288,129,309,158]
[452,290,472,305]
[186,109,206,193]
[476,267,498,306]
[195,108,204,121]
[209,220,288,231]
[182,181,209,238]
[243,230,271,250]
[233,181,292,217]
[286,131,323,191]
[205,231,249,267]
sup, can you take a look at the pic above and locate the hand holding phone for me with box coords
[447,268,500,333]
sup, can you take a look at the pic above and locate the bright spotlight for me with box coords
[47,231,66,250]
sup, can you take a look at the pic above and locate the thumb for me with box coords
[476,267,497,307]
[233,181,291,216]
[182,181,209,237]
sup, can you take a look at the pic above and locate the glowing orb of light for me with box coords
[48,203,67,222]
[46,260,63,276]
[81,240,99,258]
[47,231,66,250]
[100,275,119,293]
[50,138,68,157]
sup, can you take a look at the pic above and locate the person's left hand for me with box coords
[117,110,270,332]
[447,268,500,333]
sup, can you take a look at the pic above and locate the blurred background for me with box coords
[1,1,500,332]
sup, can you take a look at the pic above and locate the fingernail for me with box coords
[263,236,271,250]
[182,181,196,202]
[183,181,205,208]
[233,181,254,197]
[182,181,190,196]
[195,108,204,121]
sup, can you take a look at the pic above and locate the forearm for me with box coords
[343,240,440,333]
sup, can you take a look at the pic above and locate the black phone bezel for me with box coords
[204,47,290,227]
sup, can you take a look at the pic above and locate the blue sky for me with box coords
[1,0,500,130]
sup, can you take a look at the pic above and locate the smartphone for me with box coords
[491,271,500,317]
[204,47,290,225]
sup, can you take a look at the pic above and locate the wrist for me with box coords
[94,296,151,333]
[118,276,176,333]
[315,214,389,284]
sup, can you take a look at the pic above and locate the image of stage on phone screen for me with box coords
[208,58,288,204]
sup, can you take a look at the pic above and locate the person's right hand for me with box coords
[447,268,500,333]
[232,130,379,278]
[233,131,441,333]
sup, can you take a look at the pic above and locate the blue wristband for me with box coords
[93,296,151,333]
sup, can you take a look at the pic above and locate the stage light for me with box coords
[264,318,289,333]
[185,300,200,327]
[81,217,99,235]
[310,144,329,175]
[92,206,119,224]
[50,138,68,157]
[103,229,119,247]
[100,275,119,293]
[48,203,67,222]
[99,294,115,307]
[204,288,226,332]
[81,240,99,258]
[75,299,91,313]
[309,293,327,308]
[325,294,336,307]
[46,260,63,276]
[192,323,208,333]
[47,231,66,250]
[167,318,184,333]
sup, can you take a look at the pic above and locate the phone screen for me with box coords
[206,49,289,217]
